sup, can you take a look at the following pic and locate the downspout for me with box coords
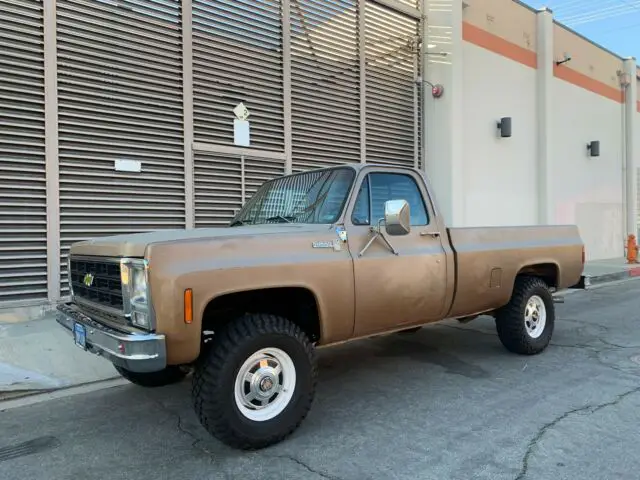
[623,58,637,239]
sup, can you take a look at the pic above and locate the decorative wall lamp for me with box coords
[497,117,512,138]
[587,140,600,157]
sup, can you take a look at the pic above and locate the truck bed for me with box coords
[445,225,584,318]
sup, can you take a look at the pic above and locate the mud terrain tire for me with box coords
[495,275,555,355]
[192,313,317,450]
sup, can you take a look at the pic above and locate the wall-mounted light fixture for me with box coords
[497,117,512,138]
[587,140,600,157]
[555,53,572,66]
[416,77,445,98]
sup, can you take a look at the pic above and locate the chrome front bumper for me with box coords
[56,303,167,373]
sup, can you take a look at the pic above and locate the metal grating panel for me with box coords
[244,156,285,199]
[194,153,242,227]
[0,0,48,304]
[193,0,284,151]
[291,0,360,172]
[194,152,284,227]
[395,0,420,8]
[365,1,419,167]
[57,0,185,295]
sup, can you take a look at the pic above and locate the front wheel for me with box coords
[192,313,317,450]
[495,276,555,355]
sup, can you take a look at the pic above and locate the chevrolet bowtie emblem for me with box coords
[83,273,95,287]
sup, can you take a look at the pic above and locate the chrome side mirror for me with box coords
[384,199,410,236]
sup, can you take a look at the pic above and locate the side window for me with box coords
[369,173,429,226]
[351,176,370,225]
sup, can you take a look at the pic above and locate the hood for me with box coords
[70,224,333,258]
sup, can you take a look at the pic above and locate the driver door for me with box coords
[345,169,449,337]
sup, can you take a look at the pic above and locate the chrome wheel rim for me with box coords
[234,347,296,422]
[524,295,547,339]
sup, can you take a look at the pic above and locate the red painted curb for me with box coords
[629,266,640,278]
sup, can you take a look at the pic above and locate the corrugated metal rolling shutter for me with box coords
[194,152,284,227]
[244,156,285,200]
[193,0,284,151]
[57,0,185,295]
[0,0,48,304]
[365,1,419,167]
[194,153,242,227]
[395,0,419,8]
[291,0,360,172]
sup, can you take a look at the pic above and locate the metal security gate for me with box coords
[191,0,423,226]
[0,0,48,305]
[365,1,421,167]
[194,151,285,227]
[0,0,424,309]
[56,0,186,295]
[290,0,361,172]
[192,0,284,151]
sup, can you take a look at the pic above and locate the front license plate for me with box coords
[73,322,87,350]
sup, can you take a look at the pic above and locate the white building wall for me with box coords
[637,83,640,232]
[550,80,624,260]
[462,42,538,226]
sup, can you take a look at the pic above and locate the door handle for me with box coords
[420,231,441,237]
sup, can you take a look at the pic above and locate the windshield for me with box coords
[231,167,355,226]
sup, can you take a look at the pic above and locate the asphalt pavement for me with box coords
[1,280,640,480]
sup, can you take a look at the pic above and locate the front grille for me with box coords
[70,257,123,311]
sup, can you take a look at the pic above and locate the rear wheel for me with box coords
[495,276,555,355]
[114,365,187,388]
[192,313,317,450]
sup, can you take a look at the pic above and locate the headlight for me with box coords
[121,260,153,330]
[67,255,74,297]
[131,267,148,306]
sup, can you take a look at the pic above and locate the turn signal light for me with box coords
[184,288,193,324]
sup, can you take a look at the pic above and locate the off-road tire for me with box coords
[114,365,187,387]
[192,313,317,450]
[495,275,555,355]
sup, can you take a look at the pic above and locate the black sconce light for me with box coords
[587,140,600,157]
[497,117,512,138]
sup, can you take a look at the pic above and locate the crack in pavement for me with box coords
[148,396,216,457]
[272,454,343,480]
[514,386,640,480]
[151,396,340,479]
[440,324,640,356]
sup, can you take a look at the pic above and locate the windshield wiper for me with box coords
[229,219,254,227]
[265,215,296,223]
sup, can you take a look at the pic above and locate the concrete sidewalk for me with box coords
[582,257,640,287]
[0,314,118,395]
[1,258,638,396]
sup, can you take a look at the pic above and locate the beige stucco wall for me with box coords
[550,79,625,260]
[462,0,537,52]
[459,0,632,259]
[553,23,624,92]
[462,41,538,227]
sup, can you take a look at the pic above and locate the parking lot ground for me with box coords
[1,279,640,480]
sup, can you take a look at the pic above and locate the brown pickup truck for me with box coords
[56,163,585,450]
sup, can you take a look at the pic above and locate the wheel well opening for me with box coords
[202,287,321,343]
[517,263,559,288]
